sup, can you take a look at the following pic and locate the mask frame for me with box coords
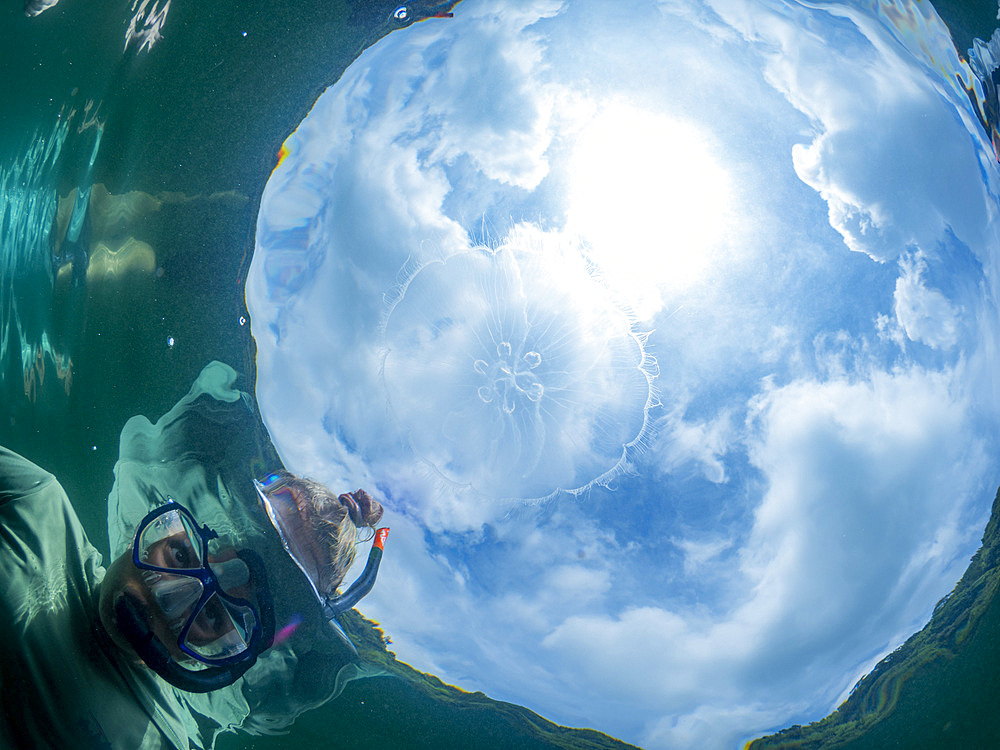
[115,499,275,692]
[132,500,266,665]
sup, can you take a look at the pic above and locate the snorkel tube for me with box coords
[323,527,388,617]
[254,475,388,651]
[115,550,275,693]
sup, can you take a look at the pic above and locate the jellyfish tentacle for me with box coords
[381,224,657,501]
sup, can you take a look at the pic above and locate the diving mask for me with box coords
[116,500,275,692]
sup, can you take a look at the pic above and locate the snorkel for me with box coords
[324,527,388,616]
[253,475,388,652]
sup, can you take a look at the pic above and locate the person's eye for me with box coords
[168,539,195,567]
[197,601,227,635]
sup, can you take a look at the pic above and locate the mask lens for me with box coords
[182,594,257,660]
[137,509,204,570]
[150,573,205,621]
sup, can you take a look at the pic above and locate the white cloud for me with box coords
[673,535,733,576]
[406,1,564,190]
[707,0,991,264]
[539,366,987,747]
[743,367,981,623]
[655,409,735,483]
[893,252,962,349]
[356,502,635,722]
[647,704,804,750]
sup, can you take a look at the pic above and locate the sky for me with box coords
[246,1,1000,747]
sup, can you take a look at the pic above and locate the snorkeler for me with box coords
[98,486,384,693]
[0,361,386,748]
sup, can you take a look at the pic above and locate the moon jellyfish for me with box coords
[382,225,657,501]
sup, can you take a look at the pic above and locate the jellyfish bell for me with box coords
[381,224,657,502]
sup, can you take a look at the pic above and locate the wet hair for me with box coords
[267,471,383,595]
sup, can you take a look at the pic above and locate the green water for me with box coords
[0,0,410,548]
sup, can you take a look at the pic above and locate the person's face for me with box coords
[97,534,246,662]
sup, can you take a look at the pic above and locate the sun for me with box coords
[565,100,733,318]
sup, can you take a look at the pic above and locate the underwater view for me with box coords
[4,0,1000,748]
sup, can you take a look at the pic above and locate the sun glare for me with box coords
[566,102,732,318]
